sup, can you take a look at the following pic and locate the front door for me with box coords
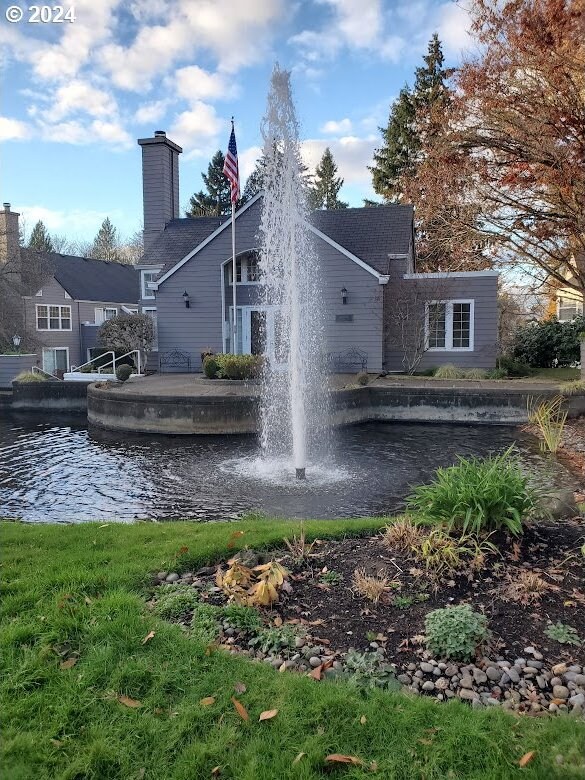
[229,306,278,359]
[42,347,69,375]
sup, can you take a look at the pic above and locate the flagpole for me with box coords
[231,201,237,354]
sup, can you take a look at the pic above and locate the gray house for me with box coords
[138,131,499,374]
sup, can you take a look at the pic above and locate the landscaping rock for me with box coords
[165,572,180,583]
[420,662,434,673]
[422,681,435,692]
[569,693,585,708]
[460,675,474,689]
[459,688,479,702]
[309,656,322,668]
[486,666,502,682]
[552,685,570,699]
[552,663,568,676]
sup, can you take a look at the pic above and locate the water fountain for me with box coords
[257,65,325,480]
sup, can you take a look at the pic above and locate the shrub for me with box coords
[560,380,585,396]
[486,367,508,380]
[214,353,262,380]
[14,370,46,383]
[405,448,535,536]
[528,395,567,453]
[425,605,489,660]
[497,355,532,377]
[434,363,461,379]
[509,316,585,368]
[203,355,220,379]
[201,347,215,364]
[464,368,487,380]
[116,364,133,382]
[355,371,369,386]
[381,518,425,552]
[98,313,154,363]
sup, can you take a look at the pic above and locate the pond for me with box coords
[0,415,575,524]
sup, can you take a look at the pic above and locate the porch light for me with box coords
[341,287,348,305]
[12,334,21,348]
[182,291,190,309]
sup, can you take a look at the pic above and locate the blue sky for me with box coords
[1,0,472,242]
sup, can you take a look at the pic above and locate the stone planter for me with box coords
[0,354,38,389]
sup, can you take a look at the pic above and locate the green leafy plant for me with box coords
[406,447,536,535]
[544,621,581,646]
[425,605,489,660]
[528,395,567,453]
[215,353,263,380]
[510,316,585,368]
[340,650,400,691]
[14,370,46,383]
[283,521,317,564]
[497,355,532,377]
[116,364,133,382]
[190,604,221,643]
[392,595,414,609]
[203,355,220,379]
[153,584,200,619]
[463,368,487,380]
[249,625,299,656]
[223,604,262,633]
[486,367,508,380]
[319,570,342,586]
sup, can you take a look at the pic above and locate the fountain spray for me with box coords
[258,65,324,480]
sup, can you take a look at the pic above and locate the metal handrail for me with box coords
[97,349,142,376]
[32,365,62,380]
[70,351,115,374]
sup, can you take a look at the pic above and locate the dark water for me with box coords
[0,415,575,523]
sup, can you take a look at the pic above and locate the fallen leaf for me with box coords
[200,697,216,706]
[154,707,165,715]
[279,661,287,673]
[231,696,249,721]
[234,682,246,694]
[98,524,109,528]
[141,630,155,644]
[227,531,245,549]
[136,769,145,780]
[177,545,189,555]
[519,751,536,767]
[309,665,322,681]
[292,752,306,765]
[211,766,221,776]
[325,754,364,767]
[273,616,283,627]
[60,657,78,670]
[259,709,278,721]
[360,715,367,725]
[84,596,93,606]
[118,695,142,708]
[370,761,378,772]
[50,739,64,747]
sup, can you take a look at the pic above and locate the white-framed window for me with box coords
[95,307,118,324]
[35,289,43,297]
[36,304,72,331]
[42,347,69,374]
[228,252,261,285]
[426,299,474,351]
[557,295,583,322]
[141,270,159,299]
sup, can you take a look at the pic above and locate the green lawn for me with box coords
[530,367,581,382]
[2,518,584,780]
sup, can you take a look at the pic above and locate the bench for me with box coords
[159,350,191,373]
[328,348,368,372]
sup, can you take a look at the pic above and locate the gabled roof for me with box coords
[22,249,140,303]
[149,197,415,285]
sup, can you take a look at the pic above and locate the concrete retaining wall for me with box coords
[0,354,38,389]
[87,382,585,434]
[12,380,91,412]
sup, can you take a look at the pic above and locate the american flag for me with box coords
[223,123,240,204]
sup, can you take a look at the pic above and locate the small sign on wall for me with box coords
[335,314,354,322]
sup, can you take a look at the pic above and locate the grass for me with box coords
[1,517,584,779]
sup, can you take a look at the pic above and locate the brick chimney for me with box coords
[137,130,182,249]
[0,202,21,267]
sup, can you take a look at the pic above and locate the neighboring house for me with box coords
[555,287,584,323]
[0,205,139,375]
[138,131,498,373]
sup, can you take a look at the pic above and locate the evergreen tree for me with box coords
[369,86,418,202]
[27,220,54,253]
[243,145,315,204]
[310,148,348,210]
[187,150,233,217]
[90,218,121,262]
[413,32,453,140]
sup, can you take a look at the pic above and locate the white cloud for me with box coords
[174,66,232,102]
[43,80,115,122]
[16,205,123,239]
[239,145,263,181]
[134,100,170,125]
[323,0,383,49]
[169,101,223,154]
[302,135,377,187]
[0,116,31,141]
[435,2,472,56]
[90,119,132,148]
[38,118,132,148]
[321,118,352,134]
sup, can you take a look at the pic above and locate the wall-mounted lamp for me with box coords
[341,287,348,305]
[12,334,21,348]
[182,291,190,309]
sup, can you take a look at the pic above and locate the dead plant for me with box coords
[381,517,425,552]
[351,568,398,603]
[496,569,558,605]
[283,522,317,564]
[216,559,289,606]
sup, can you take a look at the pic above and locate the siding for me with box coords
[23,277,136,368]
[383,274,498,371]
[155,200,385,372]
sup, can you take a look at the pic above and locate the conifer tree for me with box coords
[187,150,233,216]
[311,148,348,210]
[27,220,54,253]
[90,218,121,262]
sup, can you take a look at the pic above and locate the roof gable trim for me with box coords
[154,193,263,288]
[305,223,382,279]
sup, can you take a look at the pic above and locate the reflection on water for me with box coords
[0,415,575,524]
